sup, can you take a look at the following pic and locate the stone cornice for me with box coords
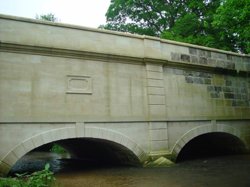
[0,41,144,65]
[1,41,249,76]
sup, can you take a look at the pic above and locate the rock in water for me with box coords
[144,157,174,167]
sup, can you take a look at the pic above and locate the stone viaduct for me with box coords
[0,14,250,176]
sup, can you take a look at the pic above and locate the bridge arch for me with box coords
[1,126,147,176]
[172,124,248,161]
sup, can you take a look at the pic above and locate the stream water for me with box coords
[10,152,250,187]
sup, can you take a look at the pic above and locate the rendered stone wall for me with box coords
[0,52,147,122]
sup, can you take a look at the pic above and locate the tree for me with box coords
[212,0,250,53]
[100,0,193,36]
[161,0,222,49]
[36,13,59,22]
[101,0,221,36]
[101,0,249,53]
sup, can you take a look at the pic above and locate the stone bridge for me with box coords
[0,14,250,176]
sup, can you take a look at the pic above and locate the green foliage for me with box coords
[102,0,249,53]
[35,13,58,22]
[102,0,220,36]
[0,177,25,187]
[50,144,66,154]
[0,164,56,187]
[101,0,189,36]
[26,163,55,187]
[212,0,250,53]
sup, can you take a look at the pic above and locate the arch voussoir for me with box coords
[172,124,245,157]
[1,126,146,176]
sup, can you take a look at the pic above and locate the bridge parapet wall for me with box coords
[0,14,249,73]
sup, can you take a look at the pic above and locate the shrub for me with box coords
[0,163,56,187]
[50,144,66,154]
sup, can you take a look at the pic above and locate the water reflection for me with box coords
[10,152,70,174]
[10,152,250,187]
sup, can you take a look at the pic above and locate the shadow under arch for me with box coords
[172,124,248,162]
[1,126,147,176]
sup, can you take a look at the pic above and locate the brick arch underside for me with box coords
[0,126,147,176]
[172,124,248,157]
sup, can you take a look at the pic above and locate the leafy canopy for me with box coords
[212,0,250,53]
[101,0,249,53]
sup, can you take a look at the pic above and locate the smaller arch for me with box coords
[0,126,147,176]
[172,124,247,159]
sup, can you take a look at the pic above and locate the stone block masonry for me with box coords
[166,66,250,119]
[171,47,250,72]
[146,63,166,120]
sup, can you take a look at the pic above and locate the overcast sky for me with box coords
[0,0,111,28]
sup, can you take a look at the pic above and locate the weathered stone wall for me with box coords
[171,47,250,72]
[164,66,250,120]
